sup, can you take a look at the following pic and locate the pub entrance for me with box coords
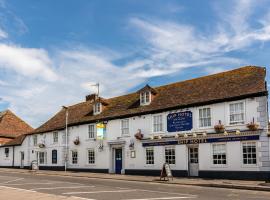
[188,146,199,177]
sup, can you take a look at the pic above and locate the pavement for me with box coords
[1,170,270,200]
[0,168,269,192]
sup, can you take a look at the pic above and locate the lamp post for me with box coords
[62,106,68,172]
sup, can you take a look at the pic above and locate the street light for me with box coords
[62,106,68,172]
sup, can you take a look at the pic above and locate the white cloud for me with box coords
[0,28,7,39]
[0,44,58,81]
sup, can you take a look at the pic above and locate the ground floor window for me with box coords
[39,152,46,164]
[88,149,95,164]
[242,141,257,165]
[165,146,175,164]
[71,150,78,164]
[146,147,154,165]
[52,150,57,164]
[212,144,226,165]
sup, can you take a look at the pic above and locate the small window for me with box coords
[88,149,95,164]
[165,146,175,164]
[72,151,78,164]
[88,124,96,139]
[153,115,163,132]
[93,102,102,114]
[121,119,129,135]
[146,147,154,165]
[4,148,9,158]
[39,152,46,164]
[199,108,211,127]
[33,135,37,146]
[229,102,245,125]
[212,144,226,165]
[52,150,57,164]
[53,132,58,143]
[242,142,257,165]
[140,91,151,105]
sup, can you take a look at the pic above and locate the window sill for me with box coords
[86,138,96,142]
[241,164,258,168]
[211,165,228,168]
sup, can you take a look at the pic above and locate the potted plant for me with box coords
[247,118,259,131]
[134,129,144,140]
[73,137,80,145]
[214,120,225,133]
[38,143,45,148]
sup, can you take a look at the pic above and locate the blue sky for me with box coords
[0,0,269,127]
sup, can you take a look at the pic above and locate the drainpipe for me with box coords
[62,106,69,172]
[12,146,15,168]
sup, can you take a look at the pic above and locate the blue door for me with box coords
[115,149,122,174]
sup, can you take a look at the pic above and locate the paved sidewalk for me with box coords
[0,168,269,192]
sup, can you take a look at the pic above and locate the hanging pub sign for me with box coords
[167,111,193,132]
[97,123,106,140]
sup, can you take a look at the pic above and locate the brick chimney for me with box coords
[85,94,98,102]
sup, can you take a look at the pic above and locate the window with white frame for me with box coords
[39,152,46,164]
[93,102,102,114]
[71,150,78,164]
[165,146,175,164]
[33,135,37,146]
[212,144,227,165]
[53,132,58,143]
[121,119,129,135]
[153,115,163,132]
[229,102,245,125]
[88,149,95,164]
[199,108,211,127]
[146,147,154,165]
[242,141,257,165]
[140,91,151,105]
[88,124,96,139]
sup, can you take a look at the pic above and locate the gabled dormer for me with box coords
[137,84,157,106]
[93,97,109,115]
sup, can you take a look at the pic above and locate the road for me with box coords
[0,171,269,200]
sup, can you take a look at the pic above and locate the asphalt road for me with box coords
[0,171,269,200]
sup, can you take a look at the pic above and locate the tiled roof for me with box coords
[0,134,27,147]
[0,110,34,138]
[33,66,267,134]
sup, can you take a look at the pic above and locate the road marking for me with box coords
[63,189,137,195]
[32,185,95,190]
[125,197,194,200]
[1,178,24,184]
[139,189,196,197]
[0,186,36,193]
[4,182,54,186]
[71,196,96,200]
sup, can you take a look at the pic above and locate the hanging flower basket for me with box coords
[38,143,45,148]
[134,129,144,140]
[73,138,80,145]
[247,118,259,131]
[214,120,225,133]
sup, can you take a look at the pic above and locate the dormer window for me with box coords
[137,84,157,106]
[140,91,151,105]
[93,102,102,115]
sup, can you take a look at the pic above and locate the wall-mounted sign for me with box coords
[97,123,106,140]
[167,111,193,132]
[142,134,260,147]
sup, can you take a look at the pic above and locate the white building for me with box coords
[0,66,269,180]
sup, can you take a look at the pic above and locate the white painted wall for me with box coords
[0,97,268,174]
